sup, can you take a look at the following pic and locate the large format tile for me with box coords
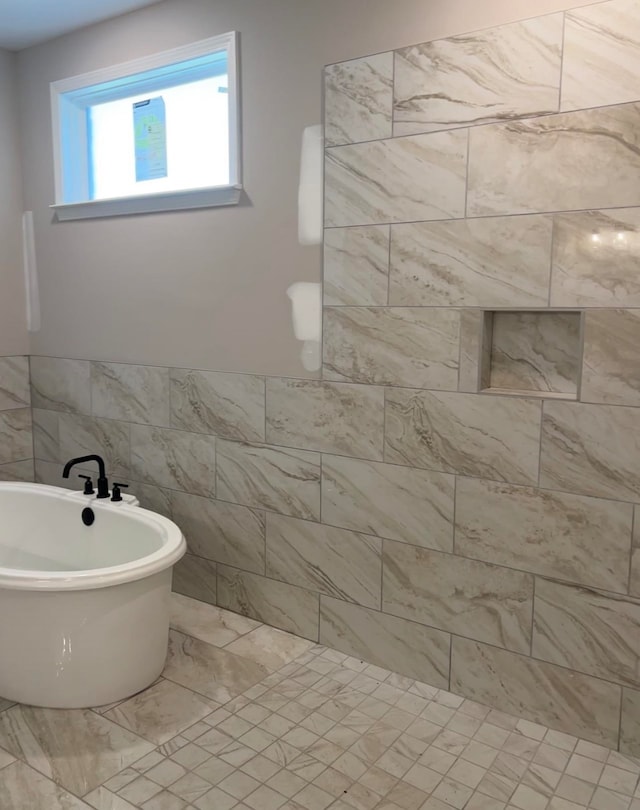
[91,362,170,426]
[216,440,320,520]
[163,630,268,703]
[0,761,92,810]
[172,553,217,605]
[632,507,640,598]
[30,356,90,414]
[0,460,34,483]
[170,591,260,647]
[467,103,640,216]
[0,408,32,465]
[170,369,265,443]
[389,215,552,307]
[532,579,640,688]
[0,356,30,410]
[551,209,640,307]
[325,130,467,227]
[321,455,454,552]
[266,378,384,460]
[131,425,216,497]
[582,310,640,406]
[394,15,562,135]
[384,389,541,485]
[324,53,393,147]
[58,413,130,478]
[562,0,640,111]
[224,625,313,671]
[383,540,533,653]
[621,688,640,758]
[323,307,459,390]
[169,490,265,574]
[451,637,622,747]
[217,565,320,640]
[458,310,490,394]
[104,679,217,745]
[455,478,632,593]
[323,225,389,307]
[266,513,382,609]
[32,408,59,463]
[320,596,450,688]
[0,705,154,796]
[540,401,640,500]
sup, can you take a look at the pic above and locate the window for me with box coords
[50,32,241,220]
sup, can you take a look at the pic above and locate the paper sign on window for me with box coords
[133,97,167,182]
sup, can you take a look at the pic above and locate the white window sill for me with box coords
[51,184,242,221]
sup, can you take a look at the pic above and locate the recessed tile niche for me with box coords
[481,311,582,399]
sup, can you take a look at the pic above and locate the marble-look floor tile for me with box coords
[216,440,321,521]
[105,679,217,745]
[488,312,580,396]
[582,310,640,406]
[170,591,260,647]
[58,413,130,478]
[0,356,30,410]
[467,103,640,216]
[266,513,382,609]
[562,0,640,111]
[0,705,155,795]
[320,596,450,689]
[324,53,393,147]
[621,688,640,758]
[0,407,32,465]
[171,554,217,606]
[163,630,268,703]
[632,508,640,599]
[30,356,91,414]
[266,378,384,460]
[324,225,389,307]
[323,307,459,390]
[451,637,621,748]
[0,459,34,482]
[384,389,541,485]
[169,490,264,574]
[383,540,533,653]
[321,455,454,552]
[389,215,552,307]
[533,579,640,688]
[91,362,170,427]
[131,425,216,498]
[394,15,562,135]
[325,130,467,227]
[32,408,59,463]
[216,565,320,641]
[170,369,265,443]
[0,760,93,809]
[84,785,138,809]
[540,401,640,501]
[455,478,632,594]
[551,209,640,307]
[224,625,313,672]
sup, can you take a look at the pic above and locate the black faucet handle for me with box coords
[111,483,129,502]
[78,474,94,495]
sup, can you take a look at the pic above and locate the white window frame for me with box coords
[50,32,241,221]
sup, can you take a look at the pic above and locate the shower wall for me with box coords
[24,0,640,755]
[0,48,32,480]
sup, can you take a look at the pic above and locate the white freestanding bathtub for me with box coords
[0,482,186,709]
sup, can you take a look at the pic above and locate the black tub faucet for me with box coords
[62,454,110,499]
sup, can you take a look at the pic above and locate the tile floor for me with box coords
[0,593,639,810]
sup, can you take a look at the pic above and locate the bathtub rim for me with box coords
[0,482,186,591]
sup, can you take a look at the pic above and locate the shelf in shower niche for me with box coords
[480,310,582,399]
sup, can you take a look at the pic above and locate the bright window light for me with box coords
[50,33,241,220]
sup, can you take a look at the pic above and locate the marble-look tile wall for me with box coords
[0,357,33,482]
[27,0,640,758]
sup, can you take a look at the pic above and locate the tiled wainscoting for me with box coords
[21,0,640,759]
[0,356,33,482]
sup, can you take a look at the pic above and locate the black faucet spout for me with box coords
[62,455,110,499]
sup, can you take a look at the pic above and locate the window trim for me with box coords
[50,31,241,221]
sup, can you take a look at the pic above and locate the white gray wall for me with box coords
[17,0,588,376]
[0,47,27,355]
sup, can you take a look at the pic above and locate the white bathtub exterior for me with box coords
[0,483,186,708]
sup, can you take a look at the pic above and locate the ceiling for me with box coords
[0,0,163,50]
